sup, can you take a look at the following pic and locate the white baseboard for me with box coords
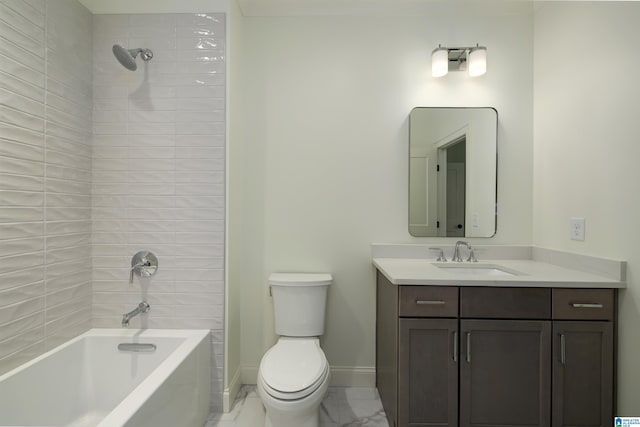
[223,367,242,412]
[240,365,375,388]
[329,366,375,387]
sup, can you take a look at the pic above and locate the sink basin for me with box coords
[432,263,521,277]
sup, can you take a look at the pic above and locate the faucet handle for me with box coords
[129,251,158,284]
[429,247,447,262]
[466,247,478,263]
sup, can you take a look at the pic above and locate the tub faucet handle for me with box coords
[129,251,158,284]
[129,262,141,284]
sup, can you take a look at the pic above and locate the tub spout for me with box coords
[122,301,150,327]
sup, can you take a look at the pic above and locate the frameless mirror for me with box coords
[409,107,497,237]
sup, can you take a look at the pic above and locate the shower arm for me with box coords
[130,48,153,61]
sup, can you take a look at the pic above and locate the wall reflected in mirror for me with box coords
[409,107,497,237]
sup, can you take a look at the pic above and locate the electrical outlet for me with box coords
[472,212,479,228]
[570,217,585,241]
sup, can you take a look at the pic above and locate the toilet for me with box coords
[257,273,332,427]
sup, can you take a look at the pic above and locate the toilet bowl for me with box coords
[257,337,330,427]
[257,273,332,427]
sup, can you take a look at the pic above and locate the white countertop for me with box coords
[373,257,626,288]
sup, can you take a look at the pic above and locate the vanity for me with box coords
[373,246,625,427]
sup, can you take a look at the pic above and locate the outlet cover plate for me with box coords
[570,217,585,241]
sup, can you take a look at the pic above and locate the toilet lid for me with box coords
[260,363,328,401]
[260,338,327,394]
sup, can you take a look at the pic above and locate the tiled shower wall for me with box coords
[91,13,225,410]
[0,0,93,374]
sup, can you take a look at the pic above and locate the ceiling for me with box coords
[236,0,534,16]
[78,0,536,16]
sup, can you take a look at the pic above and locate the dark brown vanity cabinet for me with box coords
[375,271,616,427]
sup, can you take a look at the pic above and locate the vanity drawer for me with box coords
[399,286,458,318]
[552,289,615,320]
[460,287,551,319]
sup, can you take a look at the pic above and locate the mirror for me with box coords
[409,107,497,237]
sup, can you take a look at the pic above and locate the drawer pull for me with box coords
[415,300,446,305]
[571,303,604,308]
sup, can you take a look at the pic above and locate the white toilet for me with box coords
[257,273,332,427]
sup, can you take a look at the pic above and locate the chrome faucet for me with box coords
[122,301,150,327]
[452,240,471,262]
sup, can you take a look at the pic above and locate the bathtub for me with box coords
[0,329,211,427]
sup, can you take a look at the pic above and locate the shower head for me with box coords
[112,44,153,71]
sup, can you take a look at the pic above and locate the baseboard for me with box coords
[241,365,375,388]
[223,367,242,412]
[329,366,375,387]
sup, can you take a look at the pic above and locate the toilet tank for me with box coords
[269,273,332,337]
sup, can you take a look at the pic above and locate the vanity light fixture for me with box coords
[431,46,449,77]
[431,44,487,77]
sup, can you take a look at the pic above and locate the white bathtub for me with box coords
[0,329,211,427]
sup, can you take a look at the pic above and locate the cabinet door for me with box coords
[399,318,458,427]
[460,319,551,427]
[552,321,613,427]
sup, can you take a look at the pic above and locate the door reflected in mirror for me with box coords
[409,107,497,237]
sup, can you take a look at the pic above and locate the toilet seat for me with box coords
[260,363,329,401]
[259,338,328,401]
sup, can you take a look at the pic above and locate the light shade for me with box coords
[431,48,449,77]
[468,46,487,77]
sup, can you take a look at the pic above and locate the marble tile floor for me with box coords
[206,386,389,427]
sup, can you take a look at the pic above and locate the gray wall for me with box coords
[0,1,226,412]
[91,12,226,411]
[0,0,93,375]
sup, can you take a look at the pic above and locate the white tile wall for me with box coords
[0,0,93,375]
[92,12,226,411]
